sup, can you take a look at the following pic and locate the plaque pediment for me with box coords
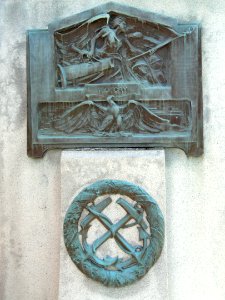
[27,2,202,157]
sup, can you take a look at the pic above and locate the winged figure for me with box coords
[55,13,185,86]
[53,96,184,135]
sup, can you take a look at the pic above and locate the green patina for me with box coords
[63,179,164,287]
[27,3,203,158]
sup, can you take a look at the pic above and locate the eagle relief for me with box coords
[53,96,186,135]
[27,3,202,157]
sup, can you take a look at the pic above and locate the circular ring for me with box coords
[64,179,164,287]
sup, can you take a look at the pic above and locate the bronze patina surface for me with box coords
[63,179,164,286]
[27,2,202,157]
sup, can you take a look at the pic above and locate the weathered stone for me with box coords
[59,150,167,299]
[1,1,225,300]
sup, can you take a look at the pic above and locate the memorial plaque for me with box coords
[27,2,203,157]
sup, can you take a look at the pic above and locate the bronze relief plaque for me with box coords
[27,2,203,157]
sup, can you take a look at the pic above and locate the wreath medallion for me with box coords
[64,179,164,287]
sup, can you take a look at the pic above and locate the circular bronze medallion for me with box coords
[64,179,164,287]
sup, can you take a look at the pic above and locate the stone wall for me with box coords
[0,1,225,299]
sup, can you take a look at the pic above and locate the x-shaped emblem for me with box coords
[64,179,164,285]
[80,197,150,265]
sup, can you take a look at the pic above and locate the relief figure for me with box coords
[55,14,184,87]
[53,96,185,135]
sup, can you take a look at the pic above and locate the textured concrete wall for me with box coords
[0,1,225,300]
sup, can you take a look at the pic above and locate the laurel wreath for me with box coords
[63,179,164,287]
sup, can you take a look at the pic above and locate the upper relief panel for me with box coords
[54,12,179,88]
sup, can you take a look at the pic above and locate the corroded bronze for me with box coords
[27,2,203,157]
[63,179,164,286]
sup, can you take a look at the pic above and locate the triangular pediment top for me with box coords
[48,2,179,33]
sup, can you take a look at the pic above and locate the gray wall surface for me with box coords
[0,1,225,299]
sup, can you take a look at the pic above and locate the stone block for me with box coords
[59,150,167,300]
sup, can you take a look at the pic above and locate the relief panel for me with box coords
[27,2,202,157]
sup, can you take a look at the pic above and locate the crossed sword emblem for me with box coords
[79,197,150,268]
